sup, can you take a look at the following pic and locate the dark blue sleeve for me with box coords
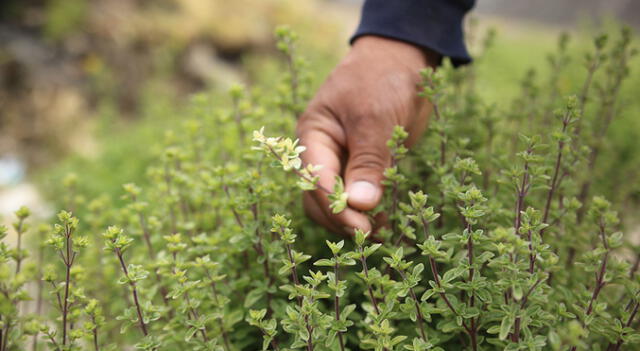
[351,0,475,66]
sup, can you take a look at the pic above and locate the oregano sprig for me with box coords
[103,226,153,339]
[46,211,88,348]
[253,127,348,213]
[314,240,356,350]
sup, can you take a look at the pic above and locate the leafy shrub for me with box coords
[1,26,640,351]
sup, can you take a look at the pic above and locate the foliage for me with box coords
[2,25,640,351]
[43,0,87,41]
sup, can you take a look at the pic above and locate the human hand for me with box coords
[296,35,439,235]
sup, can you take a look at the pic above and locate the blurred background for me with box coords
[0,0,639,221]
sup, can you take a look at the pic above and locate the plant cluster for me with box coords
[1,26,639,351]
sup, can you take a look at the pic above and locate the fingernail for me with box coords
[349,181,379,204]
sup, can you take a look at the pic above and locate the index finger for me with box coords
[297,118,373,234]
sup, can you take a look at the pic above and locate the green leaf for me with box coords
[364,243,382,257]
[244,289,264,308]
[499,315,513,341]
[314,258,334,267]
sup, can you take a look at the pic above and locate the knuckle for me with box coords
[296,111,326,140]
[348,149,389,172]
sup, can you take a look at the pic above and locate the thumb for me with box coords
[344,133,391,211]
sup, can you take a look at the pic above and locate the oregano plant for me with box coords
[0,25,639,351]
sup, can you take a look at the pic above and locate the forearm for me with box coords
[351,0,475,66]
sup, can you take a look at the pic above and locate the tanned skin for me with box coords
[297,36,440,235]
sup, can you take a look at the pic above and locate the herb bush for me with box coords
[1,26,640,351]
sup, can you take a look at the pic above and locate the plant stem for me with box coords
[115,248,149,336]
[358,247,380,315]
[514,157,531,234]
[333,259,346,351]
[91,315,100,351]
[395,268,428,341]
[609,300,639,351]
[0,322,6,351]
[527,229,535,274]
[207,276,232,351]
[284,242,302,306]
[630,254,640,278]
[305,314,314,351]
[512,277,544,342]
[541,115,570,237]
[187,292,209,342]
[420,218,471,335]
[390,178,400,241]
[44,329,62,351]
[131,194,174,314]
[356,246,389,351]
[61,222,75,347]
[14,219,25,275]
[574,46,604,138]
[279,230,314,351]
[32,229,46,351]
[432,102,447,229]
[257,326,280,351]
[466,222,478,351]
[172,253,210,344]
[570,220,610,351]
[0,219,28,351]
[250,188,275,316]
[132,194,155,258]
[587,221,610,316]
[225,185,275,316]
[576,42,629,223]
[62,259,71,346]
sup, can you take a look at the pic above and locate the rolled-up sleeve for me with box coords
[351,0,476,66]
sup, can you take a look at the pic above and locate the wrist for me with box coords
[352,35,440,69]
